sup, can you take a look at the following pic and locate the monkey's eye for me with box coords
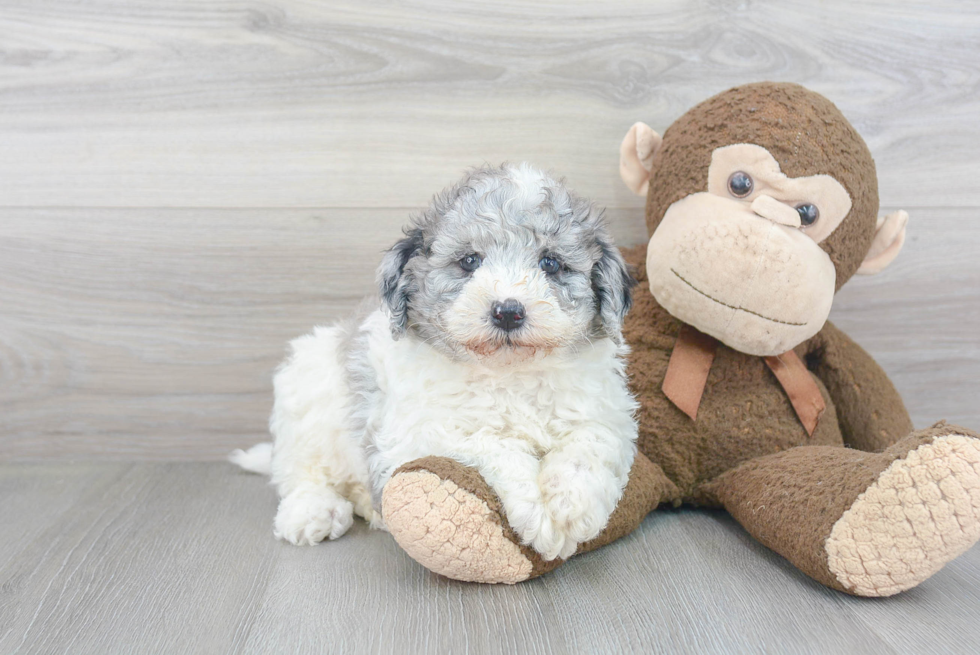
[795,203,819,226]
[539,256,561,274]
[459,253,483,272]
[728,171,754,198]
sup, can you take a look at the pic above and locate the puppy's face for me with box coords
[378,164,634,364]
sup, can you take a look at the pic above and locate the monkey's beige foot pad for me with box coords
[826,434,980,597]
[382,462,534,584]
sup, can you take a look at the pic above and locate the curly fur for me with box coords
[232,163,638,560]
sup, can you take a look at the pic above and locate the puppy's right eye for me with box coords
[459,253,482,272]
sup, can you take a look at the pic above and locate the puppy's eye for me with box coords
[539,256,560,274]
[459,253,482,272]
[795,203,819,226]
[728,171,753,198]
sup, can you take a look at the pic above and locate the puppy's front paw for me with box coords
[528,512,575,561]
[494,480,563,560]
[539,463,616,557]
[497,485,568,561]
[274,487,353,546]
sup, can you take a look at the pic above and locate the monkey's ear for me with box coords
[857,210,909,275]
[619,122,663,196]
[377,229,424,336]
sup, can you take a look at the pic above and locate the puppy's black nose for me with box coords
[490,299,525,332]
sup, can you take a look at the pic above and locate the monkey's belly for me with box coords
[628,341,843,502]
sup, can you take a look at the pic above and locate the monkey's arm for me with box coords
[807,321,913,452]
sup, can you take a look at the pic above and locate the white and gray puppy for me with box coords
[232,163,639,560]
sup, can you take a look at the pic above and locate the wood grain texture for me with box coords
[2,3,978,652]
[3,462,979,654]
[0,464,282,653]
[2,207,977,460]
[0,1,978,209]
[0,207,643,460]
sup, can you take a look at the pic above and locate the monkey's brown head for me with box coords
[620,82,908,356]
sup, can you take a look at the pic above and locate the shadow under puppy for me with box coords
[232,163,639,566]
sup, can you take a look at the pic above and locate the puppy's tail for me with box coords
[229,442,273,476]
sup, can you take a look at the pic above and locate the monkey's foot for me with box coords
[382,454,675,583]
[381,457,542,583]
[826,431,980,597]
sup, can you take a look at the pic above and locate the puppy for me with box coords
[232,163,638,560]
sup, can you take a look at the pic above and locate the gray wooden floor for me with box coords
[2,1,980,653]
[2,462,979,655]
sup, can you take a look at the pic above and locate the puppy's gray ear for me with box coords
[592,241,636,340]
[378,229,423,337]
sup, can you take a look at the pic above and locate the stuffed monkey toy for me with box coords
[380,82,980,596]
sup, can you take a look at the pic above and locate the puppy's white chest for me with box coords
[384,341,562,447]
[355,309,634,490]
[360,311,614,453]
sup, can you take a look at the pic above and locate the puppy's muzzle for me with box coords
[490,299,525,332]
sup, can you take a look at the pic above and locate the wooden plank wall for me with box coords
[1,0,978,460]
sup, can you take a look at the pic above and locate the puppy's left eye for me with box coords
[539,256,561,274]
[459,253,482,272]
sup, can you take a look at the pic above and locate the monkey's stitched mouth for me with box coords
[670,268,806,327]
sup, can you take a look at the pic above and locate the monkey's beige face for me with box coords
[646,144,853,356]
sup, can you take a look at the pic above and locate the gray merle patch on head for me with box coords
[377,163,635,359]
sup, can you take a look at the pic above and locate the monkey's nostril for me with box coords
[490,299,525,332]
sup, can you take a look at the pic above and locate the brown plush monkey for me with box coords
[381,83,980,596]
